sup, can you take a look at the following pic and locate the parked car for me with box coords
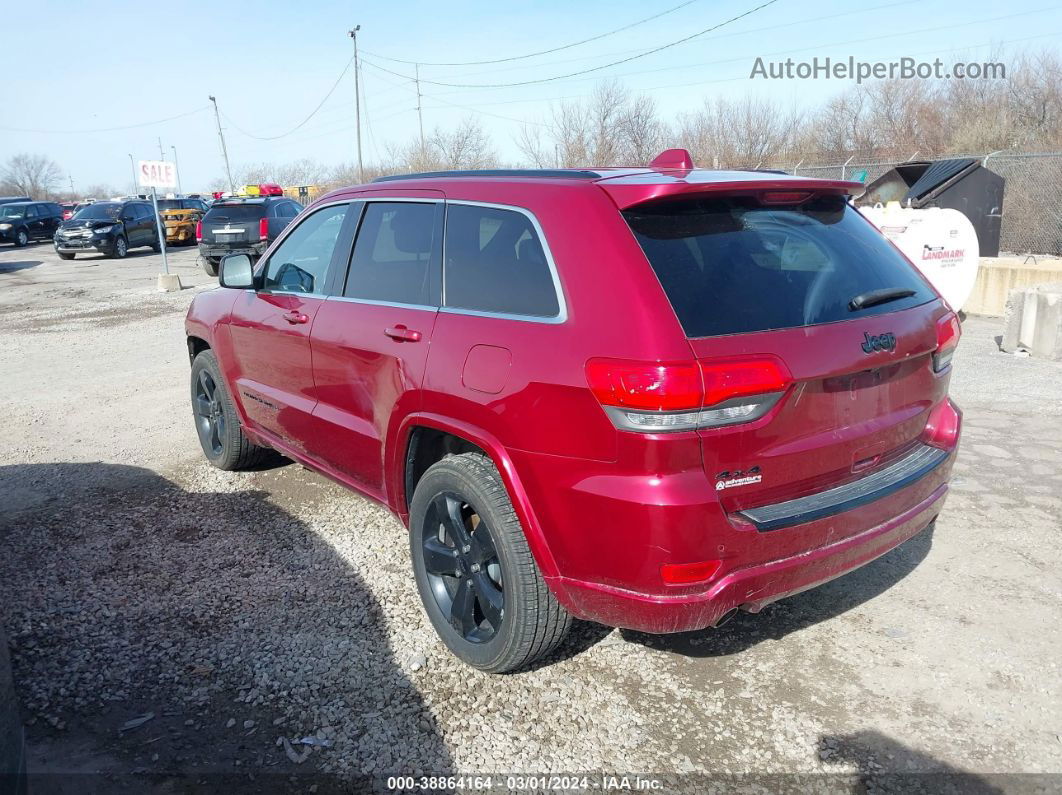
[54,200,161,259]
[0,196,30,207]
[196,196,302,276]
[184,152,962,673]
[58,202,78,220]
[1,624,27,794]
[157,197,208,246]
[0,201,62,247]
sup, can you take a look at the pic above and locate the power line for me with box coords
[361,0,704,67]
[221,55,356,141]
[417,89,550,127]
[0,106,208,134]
[412,4,1053,96]
[434,0,919,82]
[361,0,782,89]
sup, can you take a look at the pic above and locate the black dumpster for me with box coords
[856,158,1005,256]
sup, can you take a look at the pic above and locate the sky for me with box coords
[1,0,1059,194]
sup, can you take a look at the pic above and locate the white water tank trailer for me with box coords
[860,202,980,312]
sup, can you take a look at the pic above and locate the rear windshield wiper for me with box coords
[848,287,916,311]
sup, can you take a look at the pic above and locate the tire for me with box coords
[190,350,267,470]
[409,452,571,673]
[57,252,74,260]
[151,237,162,253]
[111,236,128,259]
[14,229,28,247]
[202,257,219,277]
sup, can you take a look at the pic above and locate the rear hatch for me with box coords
[200,201,265,246]
[620,189,951,520]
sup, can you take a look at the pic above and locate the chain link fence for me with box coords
[760,152,1062,257]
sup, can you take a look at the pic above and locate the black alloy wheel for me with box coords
[193,367,226,458]
[422,492,505,643]
[409,453,571,672]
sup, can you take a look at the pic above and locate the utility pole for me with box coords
[68,175,75,195]
[348,26,363,183]
[128,153,138,197]
[171,145,183,195]
[158,137,166,161]
[208,95,235,194]
[415,64,424,148]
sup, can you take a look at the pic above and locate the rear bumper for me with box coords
[553,482,946,633]
[198,241,267,260]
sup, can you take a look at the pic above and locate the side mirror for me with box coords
[219,253,254,288]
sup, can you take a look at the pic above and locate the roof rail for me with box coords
[372,168,602,183]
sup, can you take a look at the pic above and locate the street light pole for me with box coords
[128,153,138,197]
[171,146,183,195]
[348,25,363,183]
[208,95,235,194]
[158,137,166,161]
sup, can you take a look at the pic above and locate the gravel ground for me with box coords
[1,243,1060,792]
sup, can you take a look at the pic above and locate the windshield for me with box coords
[0,206,26,219]
[623,194,935,337]
[156,200,184,211]
[74,203,121,220]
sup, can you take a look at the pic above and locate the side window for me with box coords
[344,202,436,306]
[25,205,38,218]
[263,203,349,294]
[443,203,560,318]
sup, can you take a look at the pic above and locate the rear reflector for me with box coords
[934,312,961,372]
[586,356,791,432]
[661,560,722,585]
[922,397,962,450]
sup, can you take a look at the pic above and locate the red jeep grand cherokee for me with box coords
[185,150,961,672]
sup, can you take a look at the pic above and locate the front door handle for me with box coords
[283,310,309,325]
[384,325,422,342]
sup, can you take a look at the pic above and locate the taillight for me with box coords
[922,397,962,450]
[259,217,269,241]
[585,356,791,432]
[934,312,961,372]
[195,220,202,242]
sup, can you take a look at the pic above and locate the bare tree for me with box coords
[617,94,664,166]
[1,153,63,199]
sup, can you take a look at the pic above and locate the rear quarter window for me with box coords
[443,203,560,318]
[623,194,935,337]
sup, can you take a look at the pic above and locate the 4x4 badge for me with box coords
[861,331,896,353]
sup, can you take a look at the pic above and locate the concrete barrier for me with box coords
[1001,283,1062,360]
[966,256,1062,316]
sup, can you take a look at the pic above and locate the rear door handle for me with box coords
[384,325,422,342]
[283,310,310,325]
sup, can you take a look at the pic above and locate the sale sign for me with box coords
[138,160,177,188]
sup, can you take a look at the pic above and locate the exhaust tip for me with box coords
[713,608,739,628]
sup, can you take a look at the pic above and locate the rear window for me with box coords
[623,195,935,337]
[204,203,265,222]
